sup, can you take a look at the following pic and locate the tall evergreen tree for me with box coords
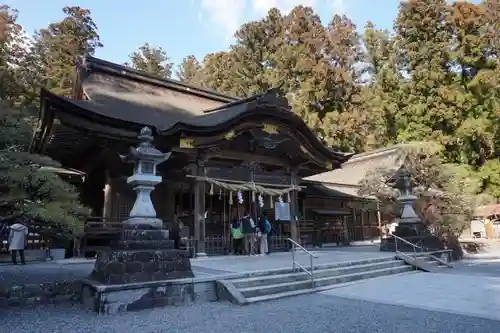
[199,51,238,96]
[361,22,406,147]
[128,43,173,79]
[176,55,202,84]
[320,14,367,151]
[31,6,102,97]
[0,5,29,106]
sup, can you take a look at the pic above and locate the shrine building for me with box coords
[30,56,387,256]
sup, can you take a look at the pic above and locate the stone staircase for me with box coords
[217,257,415,305]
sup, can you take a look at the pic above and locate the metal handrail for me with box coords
[392,234,453,269]
[288,238,318,287]
[392,234,425,250]
[392,234,421,270]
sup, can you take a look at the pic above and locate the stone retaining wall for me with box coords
[0,281,81,307]
[81,278,218,315]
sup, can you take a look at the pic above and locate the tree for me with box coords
[199,51,239,95]
[128,43,173,79]
[320,14,368,151]
[31,6,102,97]
[358,143,485,236]
[361,22,405,148]
[0,104,89,237]
[0,5,30,106]
[176,55,202,85]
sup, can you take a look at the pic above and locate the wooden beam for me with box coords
[172,147,290,167]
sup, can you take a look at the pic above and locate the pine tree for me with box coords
[320,14,367,151]
[0,104,89,237]
[128,43,173,79]
[176,55,202,85]
[0,5,29,106]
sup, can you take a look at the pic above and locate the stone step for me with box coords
[418,255,451,268]
[230,260,406,289]
[245,271,419,304]
[239,265,413,299]
[217,256,397,281]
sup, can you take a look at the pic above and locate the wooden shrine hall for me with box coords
[30,56,350,256]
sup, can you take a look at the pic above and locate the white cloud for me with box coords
[200,0,246,40]
[332,0,346,14]
[200,0,346,39]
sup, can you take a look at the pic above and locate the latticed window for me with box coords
[141,162,154,174]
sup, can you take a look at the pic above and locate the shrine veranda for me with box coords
[28,56,385,257]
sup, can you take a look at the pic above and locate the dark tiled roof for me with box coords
[39,56,350,166]
[80,56,237,105]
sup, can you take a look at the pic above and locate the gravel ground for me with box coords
[1,294,499,333]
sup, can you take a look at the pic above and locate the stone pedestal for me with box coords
[89,229,194,285]
[83,127,194,314]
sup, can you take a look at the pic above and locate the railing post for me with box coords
[310,253,314,287]
[292,242,296,271]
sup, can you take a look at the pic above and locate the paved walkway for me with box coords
[0,248,394,286]
[321,270,500,321]
[192,248,393,273]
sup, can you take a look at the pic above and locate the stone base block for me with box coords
[124,217,163,229]
[80,278,217,314]
[118,229,173,250]
[89,248,194,285]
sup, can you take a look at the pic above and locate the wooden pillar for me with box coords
[377,201,382,239]
[360,204,365,241]
[194,159,207,257]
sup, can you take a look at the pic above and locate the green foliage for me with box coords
[0,151,89,237]
[358,143,484,235]
[31,6,102,97]
[127,43,173,79]
[0,101,89,238]
[176,55,202,84]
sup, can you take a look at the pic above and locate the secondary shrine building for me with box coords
[30,56,384,256]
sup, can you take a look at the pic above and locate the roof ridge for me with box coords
[343,145,404,165]
[80,56,238,104]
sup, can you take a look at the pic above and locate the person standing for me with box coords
[231,218,244,254]
[266,217,274,254]
[8,221,29,265]
[241,211,256,255]
[258,212,271,256]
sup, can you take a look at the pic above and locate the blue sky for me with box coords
[6,0,400,68]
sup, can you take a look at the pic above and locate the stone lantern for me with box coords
[120,126,171,229]
[87,126,193,288]
[380,166,444,252]
[394,167,421,224]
